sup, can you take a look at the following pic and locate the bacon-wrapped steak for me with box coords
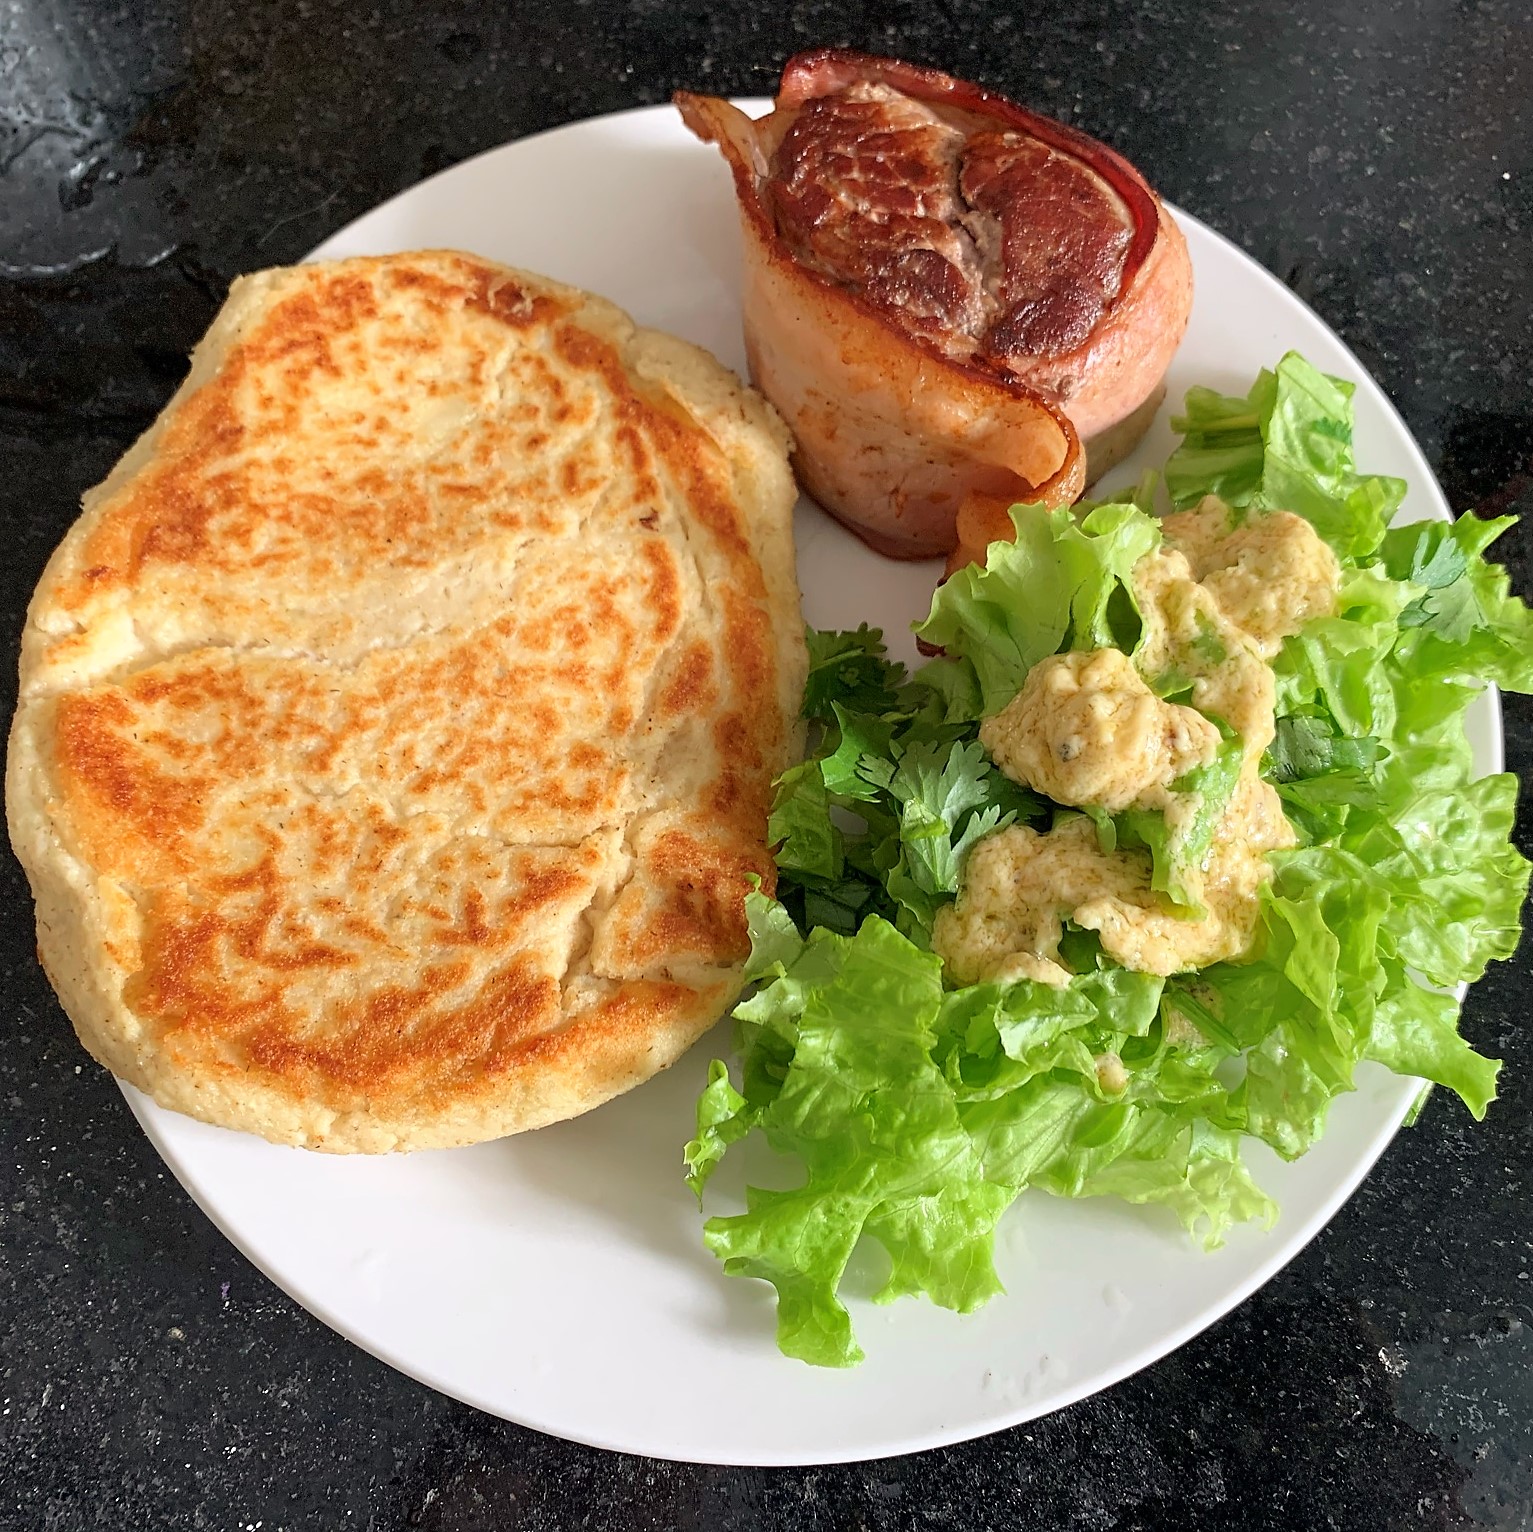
[678,50,1192,559]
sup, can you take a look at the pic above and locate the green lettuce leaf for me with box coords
[1181,768,1524,1160]
[696,906,1275,1365]
[1365,962,1501,1120]
[1382,515,1533,692]
[1165,351,1405,559]
[684,1060,752,1199]
[1354,773,1529,987]
[701,916,1008,1366]
[914,501,1161,716]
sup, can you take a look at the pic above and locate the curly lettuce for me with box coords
[687,352,1531,1366]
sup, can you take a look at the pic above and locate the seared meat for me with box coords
[769,85,988,353]
[961,131,1133,361]
[769,83,1136,371]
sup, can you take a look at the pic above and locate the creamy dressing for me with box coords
[933,498,1340,987]
[1160,500,1341,660]
[979,648,1220,814]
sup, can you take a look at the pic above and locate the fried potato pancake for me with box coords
[7,251,805,1152]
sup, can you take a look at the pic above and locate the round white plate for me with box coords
[120,102,1498,1466]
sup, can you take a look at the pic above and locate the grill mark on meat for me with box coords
[767,80,1134,369]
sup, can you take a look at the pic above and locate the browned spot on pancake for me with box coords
[242,285,353,379]
[51,262,563,601]
[464,264,567,333]
[719,587,774,719]
[611,420,663,508]
[53,692,206,877]
[125,838,601,1100]
[553,322,770,585]
[386,256,565,343]
[708,705,776,824]
[508,979,702,1071]
[242,956,565,1093]
[653,832,763,962]
[435,864,584,951]
[658,641,718,718]
[597,828,773,980]
[638,539,682,642]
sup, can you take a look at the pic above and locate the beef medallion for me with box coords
[678,50,1192,560]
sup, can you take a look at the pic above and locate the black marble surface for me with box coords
[2,1,1531,1526]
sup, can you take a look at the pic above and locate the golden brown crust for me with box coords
[8,251,805,1152]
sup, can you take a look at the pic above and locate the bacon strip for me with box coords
[678,50,1191,559]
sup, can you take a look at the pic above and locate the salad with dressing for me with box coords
[684,353,1533,1367]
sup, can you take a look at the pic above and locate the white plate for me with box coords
[120,102,1499,1466]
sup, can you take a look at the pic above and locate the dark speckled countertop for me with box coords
[2,2,1531,1527]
